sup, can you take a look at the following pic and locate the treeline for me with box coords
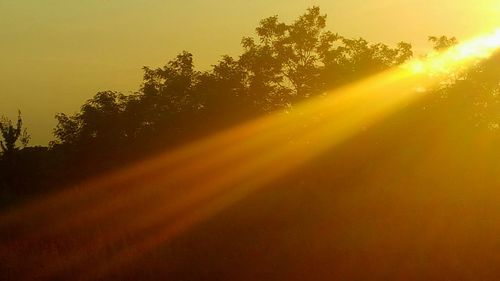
[1,7,499,206]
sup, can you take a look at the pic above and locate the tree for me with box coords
[136,52,202,135]
[0,111,30,158]
[239,6,414,107]
[239,7,339,107]
[320,38,413,90]
[53,91,127,148]
[428,35,458,51]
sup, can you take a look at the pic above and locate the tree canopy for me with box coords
[1,6,499,204]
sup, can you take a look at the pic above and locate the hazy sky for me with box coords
[1,0,499,144]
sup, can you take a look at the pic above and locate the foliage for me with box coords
[428,35,458,51]
[2,6,500,204]
[0,111,29,157]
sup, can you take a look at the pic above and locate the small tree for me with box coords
[428,36,458,51]
[0,111,30,158]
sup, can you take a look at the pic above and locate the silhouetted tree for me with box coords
[0,111,31,196]
[428,35,458,51]
[0,111,30,159]
[43,6,419,180]
[7,6,500,208]
[53,91,127,149]
[239,7,339,107]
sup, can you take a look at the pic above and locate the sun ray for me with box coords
[2,28,500,280]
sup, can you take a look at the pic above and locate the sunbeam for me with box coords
[2,28,500,280]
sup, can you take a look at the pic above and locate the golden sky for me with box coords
[0,0,499,144]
